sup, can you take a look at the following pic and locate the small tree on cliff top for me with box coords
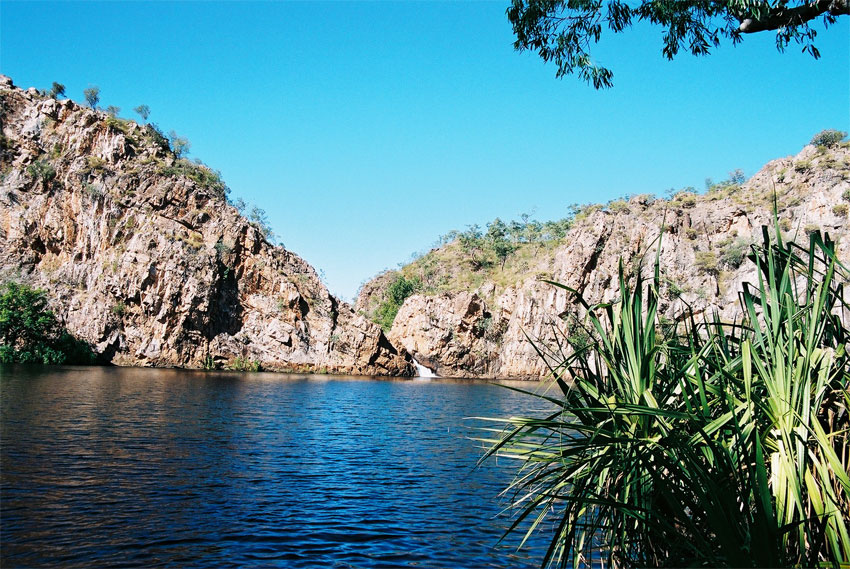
[134,104,150,122]
[83,86,100,109]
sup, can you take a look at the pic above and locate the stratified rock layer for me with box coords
[361,144,850,379]
[0,76,413,375]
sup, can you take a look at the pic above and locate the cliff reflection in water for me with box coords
[1,366,551,568]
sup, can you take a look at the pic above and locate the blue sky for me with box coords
[2,1,848,300]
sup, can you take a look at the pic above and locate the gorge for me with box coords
[2,75,848,378]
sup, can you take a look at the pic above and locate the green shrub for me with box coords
[202,354,218,370]
[694,250,718,274]
[85,184,103,200]
[673,191,697,208]
[719,237,753,269]
[607,199,630,214]
[810,129,847,148]
[189,162,229,197]
[481,226,850,567]
[111,302,126,316]
[833,204,848,217]
[145,123,169,151]
[228,356,261,372]
[159,158,229,200]
[86,156,106,172]
[26,160,55,183]
[374,275,420,330]
[794,160,811,172]
[843,189,850,202]
[0,282,94,364]
[105,116,132,135]
[473,315,492,336]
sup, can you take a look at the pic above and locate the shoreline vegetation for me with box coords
[480,222,850,567]
[1,88,848,567]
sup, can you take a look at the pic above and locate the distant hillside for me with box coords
[358,138,850,379]
[0,75,413,375]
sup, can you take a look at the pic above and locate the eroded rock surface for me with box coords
[362,145,850,379]
[0,76,414,375]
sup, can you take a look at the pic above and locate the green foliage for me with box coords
[145,123,169,151]
[375,275,421,331]
[134,104,150,122]
[168,130,190,158]
[794,160,812,172]
[671,189,697,208]
[727,168,746,184]
[202,353,218,370]
[228,356,261,372]
[111,302,126,316]
[718,236,753,269]
[49,82,65,99]
[214,240,233,258]
[105,105,120,118]
[86,156,107,173]
[26,160,55,183]
[387,274,420,306]
[706,169,746,196]
[159,158,230,200]
[481,226,850,567]
[247,205,276,243]
[473,315,492,336]
[230,196,247,213]
[832,204,848,217]
[694,250,719,274]
[507,0,844,88]
[607,198,630,214]
[83,86,100,109]
[0,282,94,364]
[105,116,132,135]
[810,129,847,148]
[439,214,571,273]
[486,218,517,269]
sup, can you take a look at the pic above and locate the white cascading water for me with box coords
[412,357,437,378]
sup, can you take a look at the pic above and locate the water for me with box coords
[411,358,437,378]
[1,366,555,568]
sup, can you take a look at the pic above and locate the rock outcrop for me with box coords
[360,143,850,379]
[0,76,414,375]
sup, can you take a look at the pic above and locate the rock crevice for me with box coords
[0,76,414,376]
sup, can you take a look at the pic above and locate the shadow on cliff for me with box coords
[206,262,244,338]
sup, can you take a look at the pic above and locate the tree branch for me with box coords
[738,0,849,33]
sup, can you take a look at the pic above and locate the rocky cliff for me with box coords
[358,142,850,379]
[0,76,414,375]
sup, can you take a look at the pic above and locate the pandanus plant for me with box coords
[479,223,849,568]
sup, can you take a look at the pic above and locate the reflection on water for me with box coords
[1,366,555,568]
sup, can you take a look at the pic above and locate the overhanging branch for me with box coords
[738,0,849,33]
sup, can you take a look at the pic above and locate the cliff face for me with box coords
[359,144,850,379]
[0,76,414,375]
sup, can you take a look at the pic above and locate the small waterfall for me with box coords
[412,357,437,378]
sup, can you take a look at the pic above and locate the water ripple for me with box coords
[1,366,553,568]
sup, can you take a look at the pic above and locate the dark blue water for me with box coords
[1,366,554,568]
